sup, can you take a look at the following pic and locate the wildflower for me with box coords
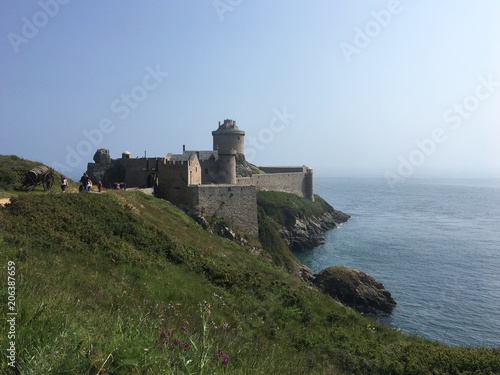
[222,355,230,365]
[183,341,191,350]
[158,330,173,346]
[214,349,224,360]
[180,326,187,333]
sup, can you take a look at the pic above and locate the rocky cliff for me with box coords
[257,190,350,251]
[279,208,350,251]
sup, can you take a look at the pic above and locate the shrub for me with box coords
[0,167,18,190]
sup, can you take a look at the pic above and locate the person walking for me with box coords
[60,175,68,192]
[79,173,89,193]
[98,180,103,192]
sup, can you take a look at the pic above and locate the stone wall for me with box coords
[258,166,306,173]
[212,132,244,154]
[236,169,314,201]
[190,184,258,237]
[122,158,160,188]
[199,159,220,184]
[87,159,124,188]
[156,158,201,207]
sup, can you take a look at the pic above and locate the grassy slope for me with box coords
[0,156,45,197]
[0,155,79,197]
[0,191,499,374]
[257,191,335,227]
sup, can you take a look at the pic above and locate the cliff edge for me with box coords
[257,191,350,251]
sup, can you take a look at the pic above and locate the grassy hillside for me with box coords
[256,206,301,275]
[0,156,45,194]
[0,155,78,196]
[0,190,499,374]
[257,191,338,226]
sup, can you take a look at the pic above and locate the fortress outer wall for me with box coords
[189,184,258,237]
[236,166,314,202]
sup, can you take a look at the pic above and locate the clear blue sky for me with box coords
[1,1,499,181]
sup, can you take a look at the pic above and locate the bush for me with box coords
[0,167,18,190]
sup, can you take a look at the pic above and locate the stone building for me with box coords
[87,119,314,237]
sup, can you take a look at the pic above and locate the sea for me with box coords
[293,177,500,348]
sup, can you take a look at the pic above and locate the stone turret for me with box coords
[216,149,237,184]
[212,119,245,155]
[211,119,242,184]
[304,167,314,202]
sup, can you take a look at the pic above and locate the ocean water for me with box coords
[293,177,500,347]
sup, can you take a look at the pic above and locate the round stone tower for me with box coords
[212,119,241,184]
[212,119,245,155]
[217,149,237,184]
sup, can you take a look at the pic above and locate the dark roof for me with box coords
[183,150,218,161]
[165,150,219,163]
[166,152,197,162]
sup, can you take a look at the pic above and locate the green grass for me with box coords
[0,155,44,193]
[0,155,80,196]
[257,206,301,276]
[257,191,335,226]
[0,190,499,374]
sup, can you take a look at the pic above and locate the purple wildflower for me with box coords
[214,349,224,360]
[222,354,230,365]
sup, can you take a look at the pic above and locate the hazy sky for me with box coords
[1,1,499,181]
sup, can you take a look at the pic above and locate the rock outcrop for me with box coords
[280,208,350,251]
[235,153,264,177]
[313,266,396,315]
[93,148,111,165]
[87,149,125,187]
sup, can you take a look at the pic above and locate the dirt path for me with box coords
[0,198,11,206]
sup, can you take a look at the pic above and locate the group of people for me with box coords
[60,173,126,193]
[79,173,103,192]
[113,181,127,190]
[58,173,103,193]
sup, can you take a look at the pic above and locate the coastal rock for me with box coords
[298,263,315,284]
[313,266,396,315]
[280,210,350,251]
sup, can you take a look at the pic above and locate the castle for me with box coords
[87,119,314,237]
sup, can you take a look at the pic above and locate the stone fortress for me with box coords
[87,119,314,237]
